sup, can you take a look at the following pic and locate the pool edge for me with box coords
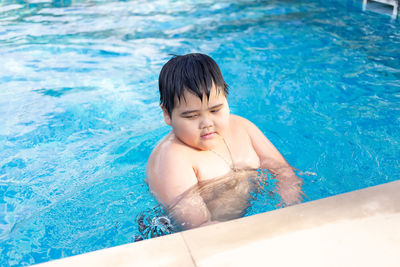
[33,180,400,267]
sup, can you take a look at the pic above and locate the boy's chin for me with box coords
[195,140,219,151]
[177,135,221,151]
[181,139,217,151]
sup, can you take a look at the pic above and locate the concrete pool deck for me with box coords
[35,180,400,267]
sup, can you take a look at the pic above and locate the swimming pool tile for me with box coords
[34,233,195,267]
[182,180,400,267]
[192,213,400,267]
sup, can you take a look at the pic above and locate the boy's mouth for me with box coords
[200,132,216,139]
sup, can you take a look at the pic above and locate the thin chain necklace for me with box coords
[210,137,237,172]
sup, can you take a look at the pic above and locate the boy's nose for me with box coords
[199,115,213,129]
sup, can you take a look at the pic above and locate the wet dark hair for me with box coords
[158,53,228,116]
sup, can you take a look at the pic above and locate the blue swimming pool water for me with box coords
[1,0,399,265]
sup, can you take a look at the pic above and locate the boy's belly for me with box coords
[167,169,259,227]
[199,169,257,221]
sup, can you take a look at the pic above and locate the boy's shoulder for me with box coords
[149,133,193,164]
[146,133,199,205]
[147,133,196,179]
[229,113,248,123]
[229,114,254,132]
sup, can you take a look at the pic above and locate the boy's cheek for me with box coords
[173,123,196,138]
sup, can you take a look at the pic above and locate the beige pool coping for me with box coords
[35,180,400,267]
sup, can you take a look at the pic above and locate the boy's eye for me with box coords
[211,108,220,113]
[183,114,198,119]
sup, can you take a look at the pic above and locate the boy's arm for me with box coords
[237,116,303,205]
[147,149,215,229]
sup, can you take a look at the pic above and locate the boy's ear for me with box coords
[161,105,172,126]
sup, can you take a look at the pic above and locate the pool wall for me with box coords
[34,180,400,267]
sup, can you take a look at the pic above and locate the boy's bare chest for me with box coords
[193,139,260,182]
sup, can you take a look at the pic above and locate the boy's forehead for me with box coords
[175,87,225,108]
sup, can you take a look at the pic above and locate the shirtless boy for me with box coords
[146,53,303,230]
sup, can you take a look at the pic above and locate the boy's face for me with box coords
[163,86,230,151]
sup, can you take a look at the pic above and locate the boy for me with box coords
[146,53,303,230]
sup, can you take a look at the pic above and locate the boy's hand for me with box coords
[275,167,304,206]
